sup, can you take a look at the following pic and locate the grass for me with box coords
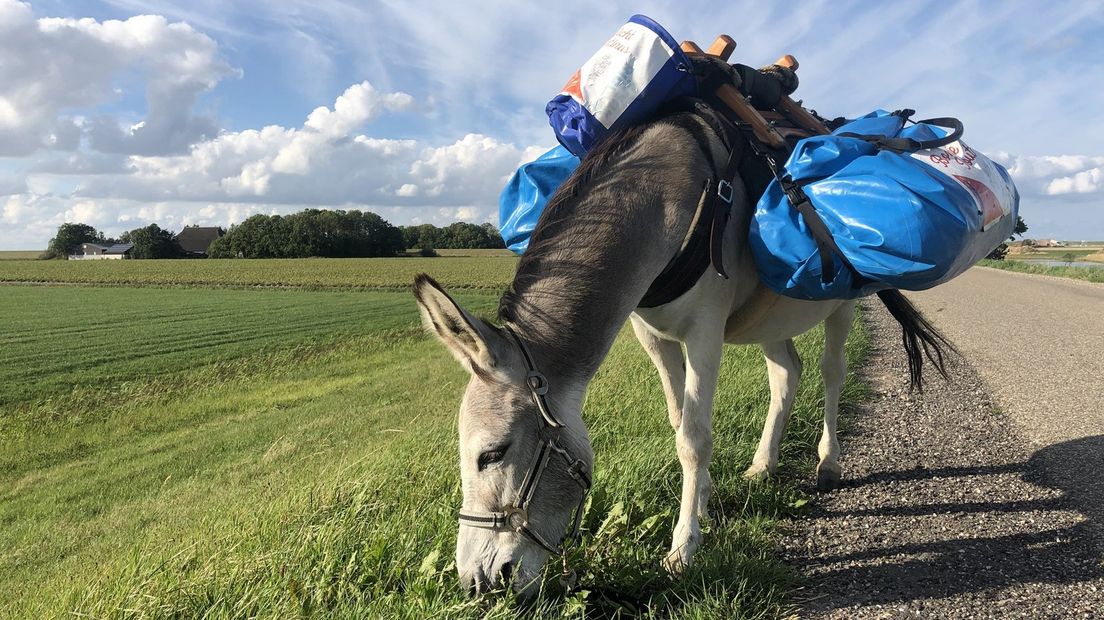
[1,272,869,618]
[978,259,1104,283]
[0,251,41,260]
[0,256,518,290]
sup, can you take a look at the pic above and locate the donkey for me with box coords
[413,108,948,595]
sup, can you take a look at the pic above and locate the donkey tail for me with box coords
[876,289,957,390]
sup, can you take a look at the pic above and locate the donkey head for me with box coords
[412,274,593,596]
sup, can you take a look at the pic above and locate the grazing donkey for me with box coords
[413,108,947,595]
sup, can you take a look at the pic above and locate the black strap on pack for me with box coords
[838,113,963,153]
[778,175,858,284]
[638,103,746,308]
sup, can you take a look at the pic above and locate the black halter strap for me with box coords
[456,326,591,558]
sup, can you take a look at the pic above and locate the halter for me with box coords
[456,326,592,560]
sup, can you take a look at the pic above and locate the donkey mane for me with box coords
[498,111,714,327]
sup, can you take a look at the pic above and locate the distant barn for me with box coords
[175,226,223,257]
[70,243,134,260]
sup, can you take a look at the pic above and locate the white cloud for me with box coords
[0,0,237,156]
[1045,168,1102,196]
[991,153,1104,197]
[66,81,536,208]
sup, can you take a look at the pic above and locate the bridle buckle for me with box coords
[526,370,549,396]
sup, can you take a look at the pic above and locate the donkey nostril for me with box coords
[500,561,514,584]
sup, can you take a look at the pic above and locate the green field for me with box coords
[0,256,518,290]
[0,251,42,260]
[1,259,867,618]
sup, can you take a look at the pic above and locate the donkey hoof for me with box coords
[743,464,772,483]
[662,550,689,576]
[815,465,842,492]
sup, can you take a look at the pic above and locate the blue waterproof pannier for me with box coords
[546,14,697,158]
[498,145,580,254]
[750,110,1020,300]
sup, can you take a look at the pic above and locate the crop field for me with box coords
[0,251,42,260]
[0,256,518,290]
[1,258,867,618]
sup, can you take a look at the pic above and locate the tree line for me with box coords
[42,210,505,259]
[42,222,192,259]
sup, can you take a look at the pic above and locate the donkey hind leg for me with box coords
[816,301,854,491]
[663,322,725,574]
[630,316,685,431]
[744,339,802,481]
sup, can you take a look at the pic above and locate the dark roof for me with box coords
[79,243,132,254]
[104,243,134,254]
[175,226,222,254]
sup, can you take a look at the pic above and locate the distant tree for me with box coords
[986,216,1029,260]
[119,224,183,259]
[41,223,108,259]
[481,222,506,249]
[208,209,404,258]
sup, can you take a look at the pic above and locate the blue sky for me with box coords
[2,0,1102,248]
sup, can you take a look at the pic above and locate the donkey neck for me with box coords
[499,121,720,384]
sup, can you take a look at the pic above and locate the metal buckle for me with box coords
[717,179,734,204]
[504,506,529,531]
[526,370,549,396]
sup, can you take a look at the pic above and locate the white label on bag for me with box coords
[559,21,675,128]
[913,140,1016,231]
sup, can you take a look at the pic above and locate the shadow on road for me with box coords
[807,435,1104,606]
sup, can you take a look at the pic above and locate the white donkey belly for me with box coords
[632,268,842,345]
[723,285,844,344]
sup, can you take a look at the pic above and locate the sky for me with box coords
[1,0,1102,249]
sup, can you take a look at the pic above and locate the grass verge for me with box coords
[978,260,1104,283]
[3,285,869,618]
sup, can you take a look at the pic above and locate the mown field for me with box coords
[1,257,868,618]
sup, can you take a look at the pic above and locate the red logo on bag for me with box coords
[954,175,1005,227]
[561,70,584,104]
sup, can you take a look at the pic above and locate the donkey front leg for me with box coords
[630,315,685,430]
[816,302,854,491]
[664,327,724,574]
[744,339,802,481]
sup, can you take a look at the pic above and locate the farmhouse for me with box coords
[174,226,223,257]
[69,243,134,260]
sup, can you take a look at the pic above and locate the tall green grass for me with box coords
[2,283,868,618]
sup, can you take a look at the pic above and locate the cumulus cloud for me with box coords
[70,81,538,208]
[0,0,237,156]
[991,153,1104,198]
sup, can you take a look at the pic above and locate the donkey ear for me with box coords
[413,274,503,374]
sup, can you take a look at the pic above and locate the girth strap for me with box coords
[638,106,746,308]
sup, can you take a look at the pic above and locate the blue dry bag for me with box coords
[750,110,1020,300]
[498,145,580,254]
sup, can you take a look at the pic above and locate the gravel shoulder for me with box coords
[781,294,1104,619]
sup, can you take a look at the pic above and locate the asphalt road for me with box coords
[907,267,1104,447]
[782,267,1104,618]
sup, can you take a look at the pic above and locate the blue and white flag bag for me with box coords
[546,14,697,158]
[501,14,695,255]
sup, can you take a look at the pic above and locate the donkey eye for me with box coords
[477,447,508,471]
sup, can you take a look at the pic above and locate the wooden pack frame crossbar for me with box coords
[680,36,830,147]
